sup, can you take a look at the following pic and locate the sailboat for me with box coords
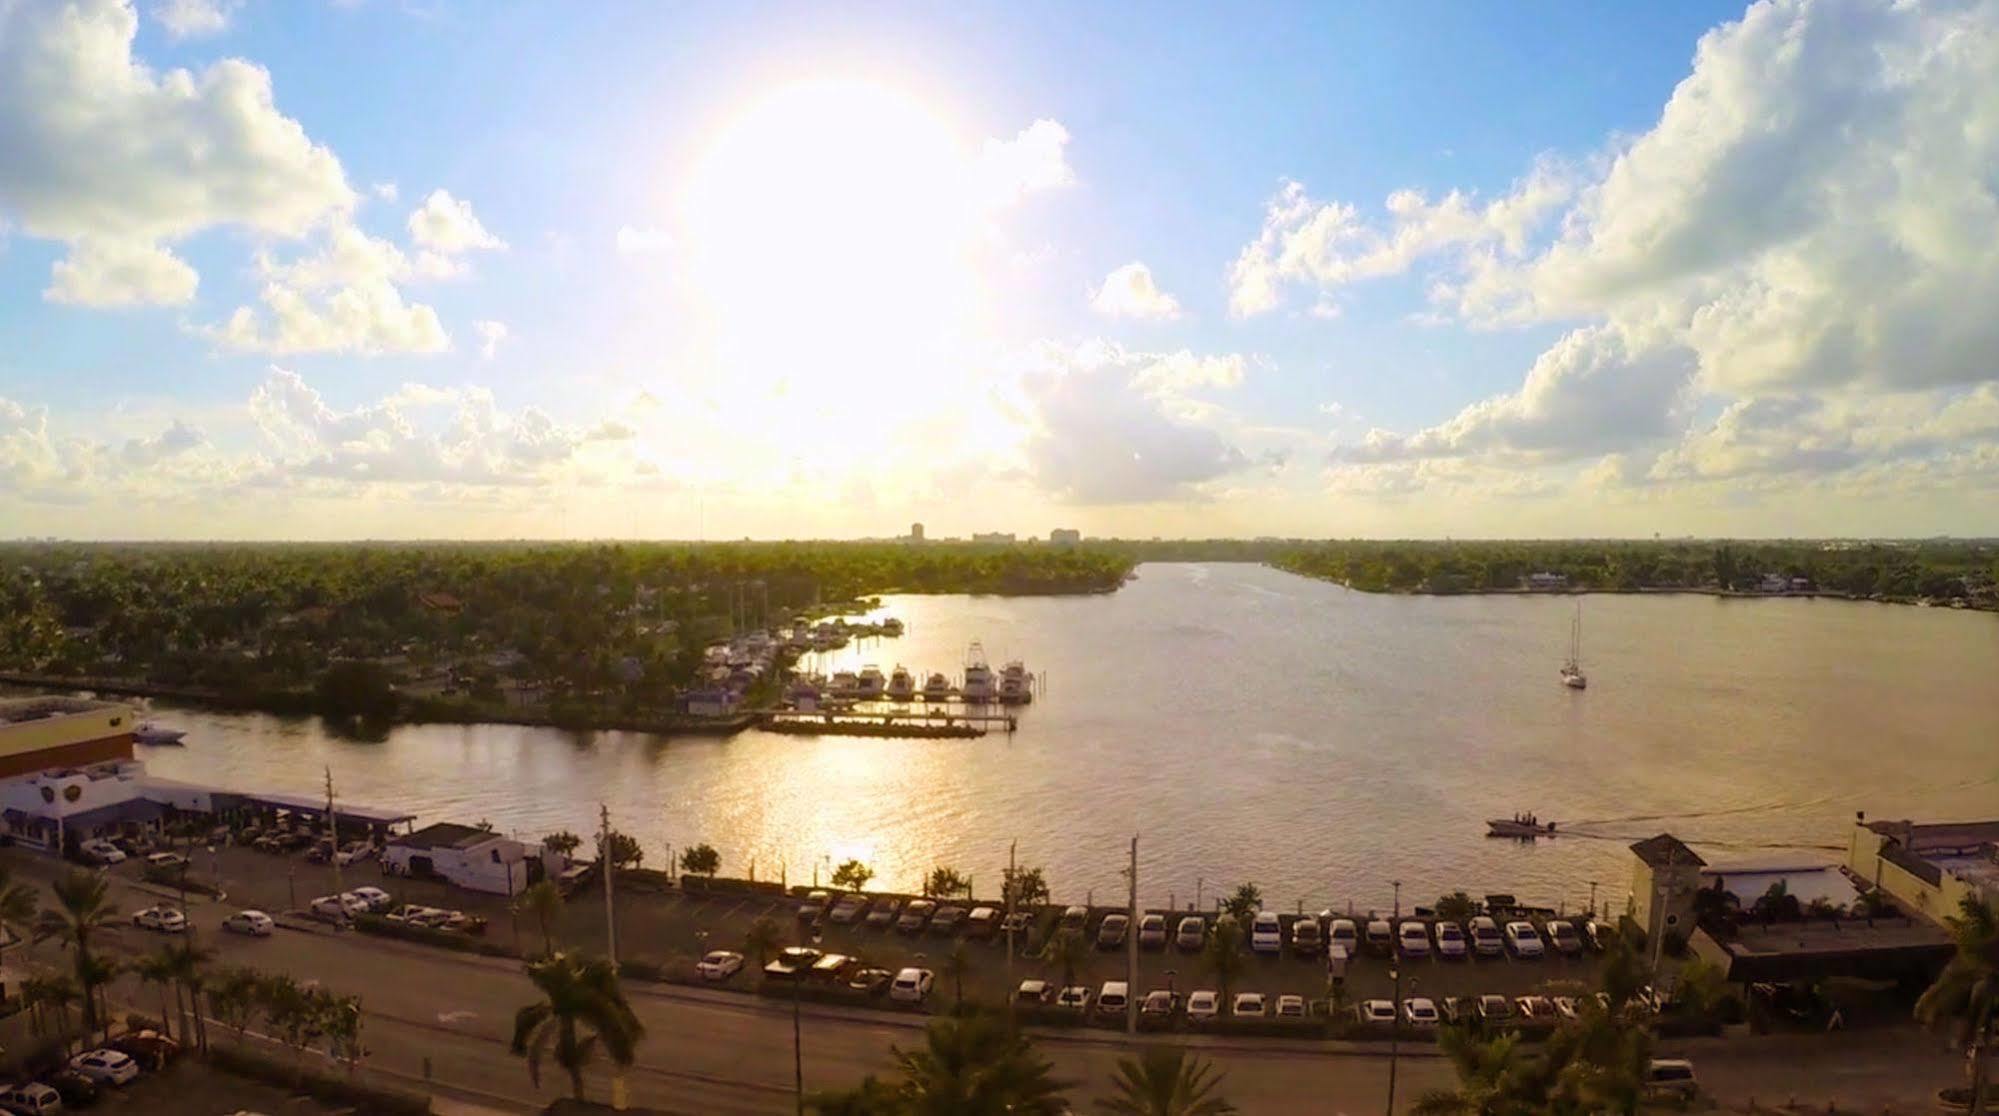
[1561,601,1588,689]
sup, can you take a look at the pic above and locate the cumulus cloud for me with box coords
[150,0,238,38]
[1,396,228,504]
[45,238,199,307]
[977,119,1075,206]
[0,0,352,305]
[407,188,503,256]
[474,320,509,359]
[1090,262,1182,320]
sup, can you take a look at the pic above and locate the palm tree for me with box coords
[135,950,180,1039]
[1916,895,1998,1116]
[1200,918,1246,1009]
[0,862,39,960]
[22,973,79,1048]
[35,869,121,1036]
[744,914,785,971]
[1095,1047,1237,1115]
[517,880,564,956]
[891,1011,1068,1115]
[167,938,216,1053]
[1410,1026,1542,1115]
[510,951,645,1102]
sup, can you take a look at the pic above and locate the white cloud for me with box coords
[1089,262,1182,320]
[474,320,508,360]
[615,225,670,256]
[372,182,399,202]
[977,119,1075,206]
[45,238,198,306]
[150,0,238,38]
[0,0,353,306]
[407,188,503,255]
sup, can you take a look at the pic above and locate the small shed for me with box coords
[383,822,547,895]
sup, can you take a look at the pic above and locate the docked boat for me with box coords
[920,672,952,701]
[1560,602,1588,690]
[882,618,905,636]
[856,665,887,700]
[997,661,1033,705]
[134,723,186,746]
[1487,814,1558,838]
[785,677,824,711]
[885,666,916,701]
[960,643,996,703]
[827,670,861,699]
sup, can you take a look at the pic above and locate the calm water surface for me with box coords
[140,563,1999,914]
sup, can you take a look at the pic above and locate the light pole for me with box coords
[1386,965,1403,1115]
[1392,879,1402,919]
[1588,880,1600,918]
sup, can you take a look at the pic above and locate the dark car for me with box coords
[847,967,893,996]
[864,897,903,929]
[43,1069,99,1108]
[1096,912,1129,949]
[109,1029,182,1071]
[929,905,967,936]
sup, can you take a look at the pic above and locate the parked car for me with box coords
[1232,992,1267,1018]
[306,838,336,864]
[1545,920,1583,956]
[1476,994,1514,1024]
[1001,910,1033,935]
[696,951,744,980]
[828,893,868,924]
[348,886,392,912]
[334,841,376,867]
[1552,995,1580,1020]
[1055,986,1091,1012]
[0,1081,63,1115]
[309,894,365,920]
[1290,917,1322,956]
[1096,981,1129,1017]
[1275,994,1307,1019]
[1249,911,1283,954]
[1515,995,1557,1021]
[1398,920,1431,958]
[1185,990,1220,1022]
[78,840,125,866]
[143,851,187,872]
[797,890,832,920]
[848,968,893,996]
[1434,921,1468,959]
[222,909,275,936]
[66,1050,137,1087]
[1174,916,1205,951]
[1140,989,1179,1018]
[1329,918,1359,956]
[1440,996,1470,1025]
[108,1030,180,1071]
[808,954,857,983]
[864,897,903,929]
[1096,912,1130,949]
[930,905,967,936]
[1136,913,1168,950]
[1015,979,1054,1005]
[888,968,935,1004]
[1643,1059,1699,1101]
[762,947,822,980]
[1504,921,1545,958]
[1402,997,1441,1027]
[1363,919,1394,955]
[1058,905,1089,932]
[1469,916,1505,957]
[896,899,936,934]
[554,863,597,896]
[1356,999,1396,1026]
[966,906,999,939]
[41,1070,97,1108]
[1581,919,1611,953]
[386,904,449,926]
[132,906,187,933]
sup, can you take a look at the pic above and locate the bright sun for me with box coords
[680,78,989,415]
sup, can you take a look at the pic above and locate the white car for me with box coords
[1275,994,1307,1018]
[1185,990,1220,1021]
[1328,918,1359,955]
[889,967,935,1003]
[1231,992,1267,1018]
[696,950,744,980]
[347,885,393,912]
[1248,911,1283,953]
[133,906,187,933]
[79,839,126,865]
[1546,919,1584,956]
[1398,920,1431,957]
[0,1082,63,1114]
[1403,997,1441,1027]
[144,851,188,871]
[1357,999,1396,1025]
[222,909,275,936]
[69,1047,140,1085]
[1096,981,1129,1016]
[1055,985,1091,1011]
[334,842,376,867]
[1504,920,1545,958]
[1434,921,1469,958]
[1468,915,1505,957]
[310,894,366,920]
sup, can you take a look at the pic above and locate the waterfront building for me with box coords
[1627,833,1705,947]
[382,822,553,895]
[1846,813,1999,923]
[0,696,155,852]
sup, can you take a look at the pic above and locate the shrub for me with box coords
[352,913,518,958]
[209,1043,430,1116]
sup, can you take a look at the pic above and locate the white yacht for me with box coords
[885,666,916,701]
[960,643,996,703]
[827,670,861,699]
[997,661,1032,705]
[1561,602,1588,690]
[921,672,952,701]
[856,665,887,699]
[134,722,186,746]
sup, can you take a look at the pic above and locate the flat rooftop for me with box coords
[1718,916,1951,960]
[0,696,125,725]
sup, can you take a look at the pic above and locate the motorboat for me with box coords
[882,618,905,636]
[885,666,916,701]
[997,661,1032,705]
[827,671,861,699]
[1486,814,1558,839]
[134,723,186,746]
[856,665,887,699]
[786,677,824,710]
[921,672,952,701]
[960,643,996,703]
[1561,602,1588,689]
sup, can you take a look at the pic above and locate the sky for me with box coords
[4,0,1999,540]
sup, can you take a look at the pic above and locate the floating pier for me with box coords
[760,709,1017,739]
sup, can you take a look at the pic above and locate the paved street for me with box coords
[3,850,1974,1114]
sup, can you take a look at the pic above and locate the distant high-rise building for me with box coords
[909,522,925,542]
[1049,528,1081,545]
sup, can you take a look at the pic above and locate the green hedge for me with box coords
[209,1043,431,1116]
[142,866,225,896]
[353,913,516,958]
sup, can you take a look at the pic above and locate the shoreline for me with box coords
[1272,567,1999,612]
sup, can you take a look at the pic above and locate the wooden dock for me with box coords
[760,709,1018,739]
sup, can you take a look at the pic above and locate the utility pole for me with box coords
[600,803,618,963]
[1386,964,1404,1115]
[1004,840,1017,1030]
[1126,835,1139,1036]
[326,767,345,926]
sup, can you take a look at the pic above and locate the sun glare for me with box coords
[680,78,989,421]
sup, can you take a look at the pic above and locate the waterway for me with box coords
[133,562,1999,915]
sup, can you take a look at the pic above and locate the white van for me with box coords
[1249,911,1283,953]
[1096,980,1130,1016]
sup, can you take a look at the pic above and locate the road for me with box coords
[4,853,1972,1114]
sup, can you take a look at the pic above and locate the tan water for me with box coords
[138,562,1999,915]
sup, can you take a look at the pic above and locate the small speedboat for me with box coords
[134,723,186,746]
[1487,814,1557,839]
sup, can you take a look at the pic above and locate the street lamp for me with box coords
[1392,879,1402,919]
[1386,966,1404,1115]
